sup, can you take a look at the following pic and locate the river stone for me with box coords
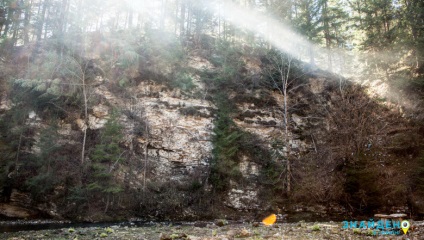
[215,219,228,227]
[237,228,251,237]
[193,222,207,228]
[159,233,171,240]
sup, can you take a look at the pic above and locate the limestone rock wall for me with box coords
[0,53,341,218]
[55,57,327,214]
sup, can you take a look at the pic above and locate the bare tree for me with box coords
[62,57,91,164]
[263,51,295,193]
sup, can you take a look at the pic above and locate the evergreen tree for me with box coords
[88,110,124,212]
[402,0,424,73]
[210,94,244,192]
[26,125,62,199]
[316,0,348,70]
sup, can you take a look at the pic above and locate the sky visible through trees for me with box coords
[0,0,422,79]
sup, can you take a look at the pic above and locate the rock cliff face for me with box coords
[108,82,215,184]
[50,55,331,215]
[0,58,359,220]
[1,49,421,221]
[68,54,312,216]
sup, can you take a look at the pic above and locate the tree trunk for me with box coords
[127,9,133,29]
[81,128,87,164]
[284,70,291,194]
[186,6,191,37]
[195,12,202,47]
[81,67,87,164]
[180,0,186,38]
[58,0,69,35]
[36,0,48,41]
[0,6,5,34]
[23,0,32,44]
[281,54,292,194]
[322,0,332,71]
[143,121,149,190]
[2,5,14,37]
[15,132,23,175]
[104,194,110,213]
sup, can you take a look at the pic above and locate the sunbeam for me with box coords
[208,1,343,74]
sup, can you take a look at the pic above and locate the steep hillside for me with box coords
[0,31,423,221]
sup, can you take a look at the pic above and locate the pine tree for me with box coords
[26,125,62,199]
[210,94,244,192]
[88,110,124,212]
[402,0,424,73]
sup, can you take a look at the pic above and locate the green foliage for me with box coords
[118,77,130,88]
[0,118,21,160]
[206,40,246,88]
[116,48,140,69]
[25,125,65,198]
[366,229,375,236]
[11,79,78,119]
[141,29,185,73]
[189,180,203,191]
[26,172,57,198]
[90,111,123,164]
[0,106,38,190]
[67,186,88,203]
[312,225,320,231]
[358,0,399,51]
[257,139,286,205]
[210,94,244,192]
[86,109,124,208]
[24,51,85,87]
[99,232,108,238]
[171,72,195,92]
[11,51,91,115]
[291,0,322,42]
[136,29,200,93]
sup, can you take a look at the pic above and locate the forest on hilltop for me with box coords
[0,0,424,221]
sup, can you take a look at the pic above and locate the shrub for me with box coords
[171,72,195,91]
[312,225,320,231]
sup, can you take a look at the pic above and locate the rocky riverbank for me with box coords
[0,221,423,239]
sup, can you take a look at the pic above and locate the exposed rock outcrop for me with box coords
[0,190,38,219]
[1,48,420,221]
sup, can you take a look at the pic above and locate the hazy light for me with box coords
[206,1,415,110]
[207,1,355,76]
[213,3,317,61]
[100,0,407,108]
